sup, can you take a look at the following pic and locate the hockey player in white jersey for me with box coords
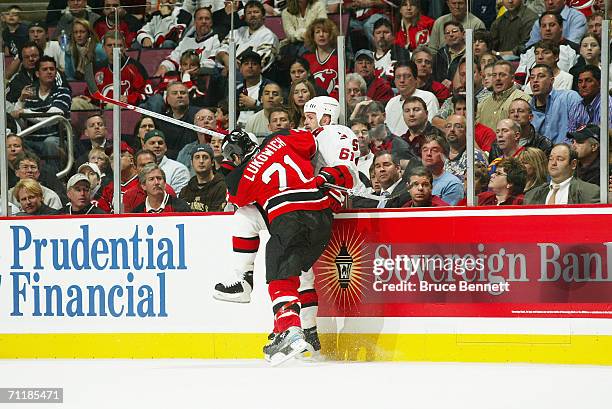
[213,96,359,358]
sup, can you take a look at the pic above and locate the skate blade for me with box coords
[212,291,251,303]
[298,349,324,362]
[269,339,310,367]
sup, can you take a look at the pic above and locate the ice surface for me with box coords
[0,359,611,409]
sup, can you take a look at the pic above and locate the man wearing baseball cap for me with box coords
[353,49,394,104]
[142,129,190,194]
[236,50,273,127]
[568,124,600,185]
[179,145,228,212]
[55,173,106,215]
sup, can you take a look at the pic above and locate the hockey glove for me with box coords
[315,165,353,189]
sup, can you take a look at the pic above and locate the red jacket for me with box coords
[87,57,150,105]
[477,191,524,206]
[94,18,136,48]
[475,122,496,152]
[394,15,435,51]
[123,183,177,213]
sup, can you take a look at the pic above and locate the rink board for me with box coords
[1,207,612,364]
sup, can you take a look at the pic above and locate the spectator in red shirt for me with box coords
[477,158,526,206]
[72,31,149,110]
[97,142,139,213]
[394,0,433,52]
[94,0,137,48]
[451,94,496,152]
[123,149,176,212]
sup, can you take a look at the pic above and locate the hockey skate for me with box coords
[300,326,324,361]
[213,271,253,303]
[263,327,313,366]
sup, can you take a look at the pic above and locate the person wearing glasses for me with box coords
[443,114,487,181]
[8,152,63,211]
[385,60,439,138]
[432,21,466,87]
[477,158,526,206]
[427,0,485,52]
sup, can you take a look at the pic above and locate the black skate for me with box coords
[213,271,253,303]
[263,327,312,366]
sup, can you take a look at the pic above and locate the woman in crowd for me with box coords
[394,0,434,52]
[518,147,548,193]
[288,78,316,129]
[288,57,328,97]
[303,18,339,99]
[131,116,157,151]
[65,18,107,81]
[281,0,327,59]
[570,33,602,90]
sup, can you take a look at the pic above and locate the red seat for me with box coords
[329,13,349,36]
[266,16,286,40]
[138,48,169,77]
[71,109,142,139]
[69,81,88,96]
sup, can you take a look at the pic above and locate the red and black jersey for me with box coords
[303,50,339,99]
[97,174,139,213]
[88,57,150,105]
[225,129,328,222]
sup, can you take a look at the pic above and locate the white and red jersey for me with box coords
[226,129,327,222]
[303,50,339,99]
[311,124,360,208]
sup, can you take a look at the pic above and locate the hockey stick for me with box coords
[324,183,388,202]
[83,63,225,139]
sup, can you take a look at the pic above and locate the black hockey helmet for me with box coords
[222,129,259,164]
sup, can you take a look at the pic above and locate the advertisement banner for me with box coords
[315,207,612,319]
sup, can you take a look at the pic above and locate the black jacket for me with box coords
[433,46,465,83]
[156,106,200,160]
[179,173,228,212]
[55,203,107,215]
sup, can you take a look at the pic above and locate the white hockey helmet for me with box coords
[303,96,340,126]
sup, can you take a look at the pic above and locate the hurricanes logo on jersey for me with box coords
[315,228,371,309]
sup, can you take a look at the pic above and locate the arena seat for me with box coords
[329,13,350,36]
[71,109,141,140]
[68,81,88,96]
[138,49,169,77]
[266,16,286,40]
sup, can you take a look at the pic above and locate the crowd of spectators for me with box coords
[1,0,610,216]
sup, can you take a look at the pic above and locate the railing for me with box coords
[16,114,75,180]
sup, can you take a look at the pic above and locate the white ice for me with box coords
[1,359,611,408]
